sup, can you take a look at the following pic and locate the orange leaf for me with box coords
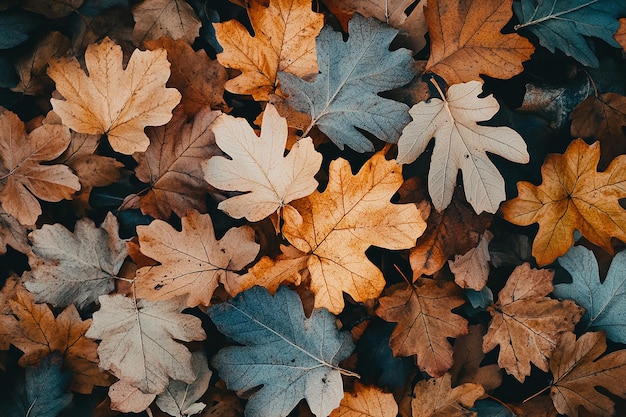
[132,0,201,45]
[501,139,626,266]
[0,276,19,351]
[410,373,484,417]
[615,18,626,50]
[424,0,534,84]
[330,381,398,417]
[450,324,502,391]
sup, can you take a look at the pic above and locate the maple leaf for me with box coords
[550,331,626,417]
[282,150,426,314]
[132,107,221,220]
[397,80,529,214]
[330,381,398,417]
[0,107,80,226]
[208,286,355,417]
[85,294,206,394]
[555,245,626,343]
[376,280,468,377]
[501,139,626,266]
[424,0,534,85]
[132,0,201,45]
[47,37,181,155]
[279,14,414,152]
[8,286,110,394]
[214,0,323,101]
[22,213,127,309]
[410,373,484,417]
[513,0,626,68]
[204,104,322,222]
[450,324,502,391]
[134,210,259,307]
[448,231,493,291]
[482,263,584,382]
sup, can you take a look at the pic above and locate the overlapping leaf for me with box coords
[330,381,398,417]
[132,0,201,45]
[410,373,484,417]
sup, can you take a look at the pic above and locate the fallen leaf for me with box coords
[86,294,206,394]
[20,0,83,18]
[0,276,19,350]
[424,0,534,84]
[376,280,468,377]
[330,381,398,417]
[208,285,355,417]
[501,139,626,266]
[282,150,426,314]
[448,230,493,291]
[133,107,221,220]
[134,210,260,307]
[411,373,484,417]
[108,379,156,413]
[482,263,584,382]
[0,208,29,254]
[450,324,502,391]
[0,107,80,226]
[214,0,323,100]
[397,80,529,213]
[508,396,558,417]
[204,103,322,222]
[48,36,181,155]
[616,18,626,49]
[132,0,201,45]
[550,331,626,417]
[22,212,128,309]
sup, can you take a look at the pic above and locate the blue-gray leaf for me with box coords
[208,286,355,417]
[0,10,41,49]
[279,14,414,153]
[555,245,626,343]
[472,398,515,416]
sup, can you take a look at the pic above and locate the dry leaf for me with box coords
[482,263,584,382]
[282,150,426,314]
[20,0,83,18]
[214,0,323,100]
[424,0,534,84]
[134,210,260,307]
[48,37,181,155]
[448,231,493,291]
[501,138,626,266]
[108,379,156,413]
[0,276,19,350]
[376,280,468,377]
[0,208,29,255]
[330,381,398,417]
[616,18,626,50]
[450,324,502,391]
[132,0,201,45]
[411,373,484,417]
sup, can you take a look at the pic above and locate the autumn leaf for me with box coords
[397,80,529,213]
[410,373,484,417]
[424,0,534,84]
[376,280,468,377]
[108,380,156,413]
[20,0,83,19]
[214,0,323,101]
[134,210,260,307]
[204,103,322,222]
[501,139,626,266]
[0,107,80,226]
[448,231,493,291]
[330,381,398,417]
[482,263,584,382]
[132,0,201,45]
[450,324,502,391]
[0,276,18,350]
[550,331,626,417]
[85,294,206,394]
[22,213,127,309]
[0,208,29,255]
[48,37,181,155]
[282,150,426,314]
[616,18,626,49]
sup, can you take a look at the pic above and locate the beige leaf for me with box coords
[411,373,484,417]
[132,0,201,45]
[108,380,156,413]
[449,230,492,291]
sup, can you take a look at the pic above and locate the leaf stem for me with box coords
[522,384,551,403]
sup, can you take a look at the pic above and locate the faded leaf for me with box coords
[397,80,529,214]
[214,0,323,100]
[132,0,201,45]
[411,373,484,417]
[501,139,626,266]
[449,230,493,291]
[616,18,626,49]
[204,104,322,222]
[135,210,259,307]
[48,37,181,155]
[20,0,83,18]
[23,213,128,309]
[282,150,426,314]
[108,379,156,413]
[86,294,206,395]
[330,381,398,417]
[0,276,19,350]
[450,324,502,391]
[483,263,584,382]
[0,208,29,254]
[376,280,468,377]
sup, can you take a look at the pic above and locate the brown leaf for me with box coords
[450,324,502,391]
[482,263,584,382]
[424,0,534,85]
[132,0,201,45]
[616,18,626,51]
[501,139,626,266]
[0,276,19,350]
[20,0,82,18]
[144,37,229,116]
[132,107,221,220]
[330,381,398,417]
[70,7,135,55]
[0,208,29,255]
[411,373,484,417]
[550,331,626,417]
[108,380,156,413]
[376,280,468,377]
[449,231,493,291]
[508,396,558,417]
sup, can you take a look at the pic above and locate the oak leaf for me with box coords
[482,263,584,382]
[132,107,221,220]
[282,150,426,314]
[501,139,626,266]
[0,107,80,226]
[448,231,493,291]
[22,212,128,309]
[550,331,626,417]
[204,104,322,222]
[397,80,529,213]
[424,0,534,84]
[85,294,206,394]
[410,373,484,417]
[214,0,323,101]
[48,37,181,155]
[132,0,201,45]
[330,381,398,417]
[134,210,260,307]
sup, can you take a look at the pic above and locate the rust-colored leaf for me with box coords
[330,381,398,417]
[615,18,625,50]
[450,324,502,391]
[411,373,484,417]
